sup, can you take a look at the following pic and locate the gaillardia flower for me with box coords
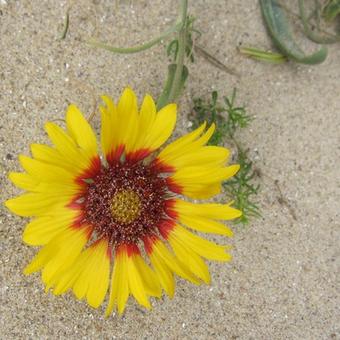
[5,88,241,316]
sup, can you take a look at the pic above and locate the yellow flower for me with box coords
[5,88,241,316]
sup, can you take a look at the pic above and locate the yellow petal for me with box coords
[142,103,177,150]
[158,123,215,165]
[170,165,240,185]
[171,224,231,261]
[157,122,207,161]
[66,104,98,158]
[23,225,91,276]
[179,214,233,237]
[8,172,38,191]
[71,239,110,308]
[19,155,75,184]
[127,251,151,309]
[100,95,119,160]
[144,235,200,285]
[133,254,161,298]
[23,208,78,245]
[32,181,82,196]
[41,226,92,287]
[167,234,210,284]
[106,246,129,316]
[167,146,229,169]
[30,143,82,174]
[52,250,88,296]
[132,94,157,152]
[148,250,175,298]
[86,241,110,308]
[167,180,222,199]
[138,94,157,137]
[5,192,72,217]
[117,88,139,153]
[45,122,91,171]
[167,165,239,199]
[170,199,242,220]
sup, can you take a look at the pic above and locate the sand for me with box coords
[0,1,339,339]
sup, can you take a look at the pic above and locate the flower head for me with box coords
[5,88,241,315]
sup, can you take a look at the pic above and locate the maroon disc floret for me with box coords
[82,161,169,247]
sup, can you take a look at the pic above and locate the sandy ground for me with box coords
[0,1,339,339]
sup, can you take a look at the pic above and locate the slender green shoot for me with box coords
[59,8,70,40]
[239,47,287,64]
[224,147,261,224]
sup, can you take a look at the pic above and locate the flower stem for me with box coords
[157,0,188,109]
[167,20,187,103]
[87,0,187,54]
[87,22,181,54]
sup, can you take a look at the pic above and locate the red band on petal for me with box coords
[164,199,178,219]
[127,243,140,257]
[166,177,183,195]
[151,158,175,173]
[67,192,86,210]
[143,234,158,254]
[70,211,84,229]
[157,219,175,239]
[107,144,125,164]
[116,243,140,257]
[126,149,151,163]
[75,155,102,184]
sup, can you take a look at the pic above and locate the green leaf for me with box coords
[260,0,328,64]
[58,8,70,40]
[239,47,287,63]
[299,0,340,44]
[322,0,340,22]
[157,64,188,110]
[167,40,179,61]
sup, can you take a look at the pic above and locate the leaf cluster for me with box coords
[192,89,252,143]
[224,148,261,224]
[167,16,200,63]
[241,0,340,64]
[192,90,261,224]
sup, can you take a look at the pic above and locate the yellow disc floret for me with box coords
[111,189,141,224]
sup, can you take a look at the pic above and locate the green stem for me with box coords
[156,0,188,110]
[167,23,187,103]
[87,0,187,54]
[59,8,70,40]
[87,23,180,54]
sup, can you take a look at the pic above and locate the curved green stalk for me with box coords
[157,0,189,109]
[167,21,187,103]
[87,23,180,54]
[87,0,187,54]
[88,0,189,109]
[59,8,70,40]
[299,0,340,44]
[260,0,328,64]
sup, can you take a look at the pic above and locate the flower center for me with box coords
[82,162,169,247]
[111,189,141,224]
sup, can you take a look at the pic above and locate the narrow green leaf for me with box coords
[59,9,70,40]
[87,20,181,54]
[157,64,188,110]
[239,47,287,63]
[260,0,328,64]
